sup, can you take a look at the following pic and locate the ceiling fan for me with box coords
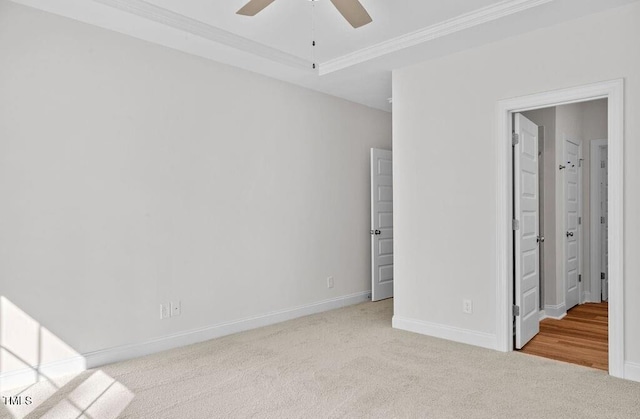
[236,0,372,29]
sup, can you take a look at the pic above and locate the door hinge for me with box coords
[601,216,605,224]
[601,161,606,169]
[601,272,606,280]
[513,305,520,317]
[578,274,582,283]
[512,219,520,230]
[579,159,583,167]
[512,132,520,146]
[578,217,582,225]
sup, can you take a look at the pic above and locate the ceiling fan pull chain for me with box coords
[311,0,316,70]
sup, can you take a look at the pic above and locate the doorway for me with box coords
[495,80,624,378]
[513,103,609,368]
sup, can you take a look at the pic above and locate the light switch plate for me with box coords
[171,301,181,317]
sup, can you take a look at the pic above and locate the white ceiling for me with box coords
[10,0,638,111]
[146,0,501,63]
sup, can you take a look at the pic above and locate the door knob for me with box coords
[566,231,574,237]
[370,229,381,235]
[537,236,545,243]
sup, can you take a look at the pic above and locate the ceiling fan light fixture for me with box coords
[236,0,372,28]
[236,0,276,16]
[329,0,372,28]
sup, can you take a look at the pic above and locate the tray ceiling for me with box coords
[10,0,638,111]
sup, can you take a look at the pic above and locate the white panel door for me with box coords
[370,148,393,301]
[601,147,609,301]
[514,114,540,349]
[565,140,580,310]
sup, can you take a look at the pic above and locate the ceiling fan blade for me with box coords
[329,0,372,28]
[236,0,277,16]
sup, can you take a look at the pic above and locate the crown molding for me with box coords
[91,0,313,70]
[318,0,554,75]
[15,0,553,76]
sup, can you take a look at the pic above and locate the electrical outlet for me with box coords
[160,303,170,320]
[463,299,473,314]
[327,276,334,289]
[170,301,181,317]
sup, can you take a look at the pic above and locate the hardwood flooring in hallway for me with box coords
[519,302,608,371]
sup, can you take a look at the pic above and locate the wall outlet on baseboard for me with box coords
[463,299,473,314]
[160,303,171,319]
[327,276,334,289]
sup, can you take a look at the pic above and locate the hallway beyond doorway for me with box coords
[519,303,608,371]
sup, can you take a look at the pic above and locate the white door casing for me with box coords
[514,114,540,349]
[371,148,393,301]
[496,79,624,379]
[564,140,580,310]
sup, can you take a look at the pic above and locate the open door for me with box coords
[565,139,580,310]
[514,114,540,349]
[370,148,393,301]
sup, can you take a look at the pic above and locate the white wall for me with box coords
[392,1,640,373]
[0,0,391,374]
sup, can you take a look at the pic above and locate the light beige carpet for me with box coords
[3,299,640,418]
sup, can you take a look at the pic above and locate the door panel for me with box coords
[514,114,540,349]
[371,149,393,301]
[601,147,609,301]
[565,140,580,310]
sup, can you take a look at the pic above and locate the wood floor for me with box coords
[519,302,608,371]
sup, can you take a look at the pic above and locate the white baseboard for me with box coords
[0,291,370,390]
[583,292,603,304]
[624,361,640,383]
[0,356,86,391]
[392,316,496,350]
[84,291,370,369]
[544,303,566,320]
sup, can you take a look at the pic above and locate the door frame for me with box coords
[495,79,624,378]
[590,139,608,302]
